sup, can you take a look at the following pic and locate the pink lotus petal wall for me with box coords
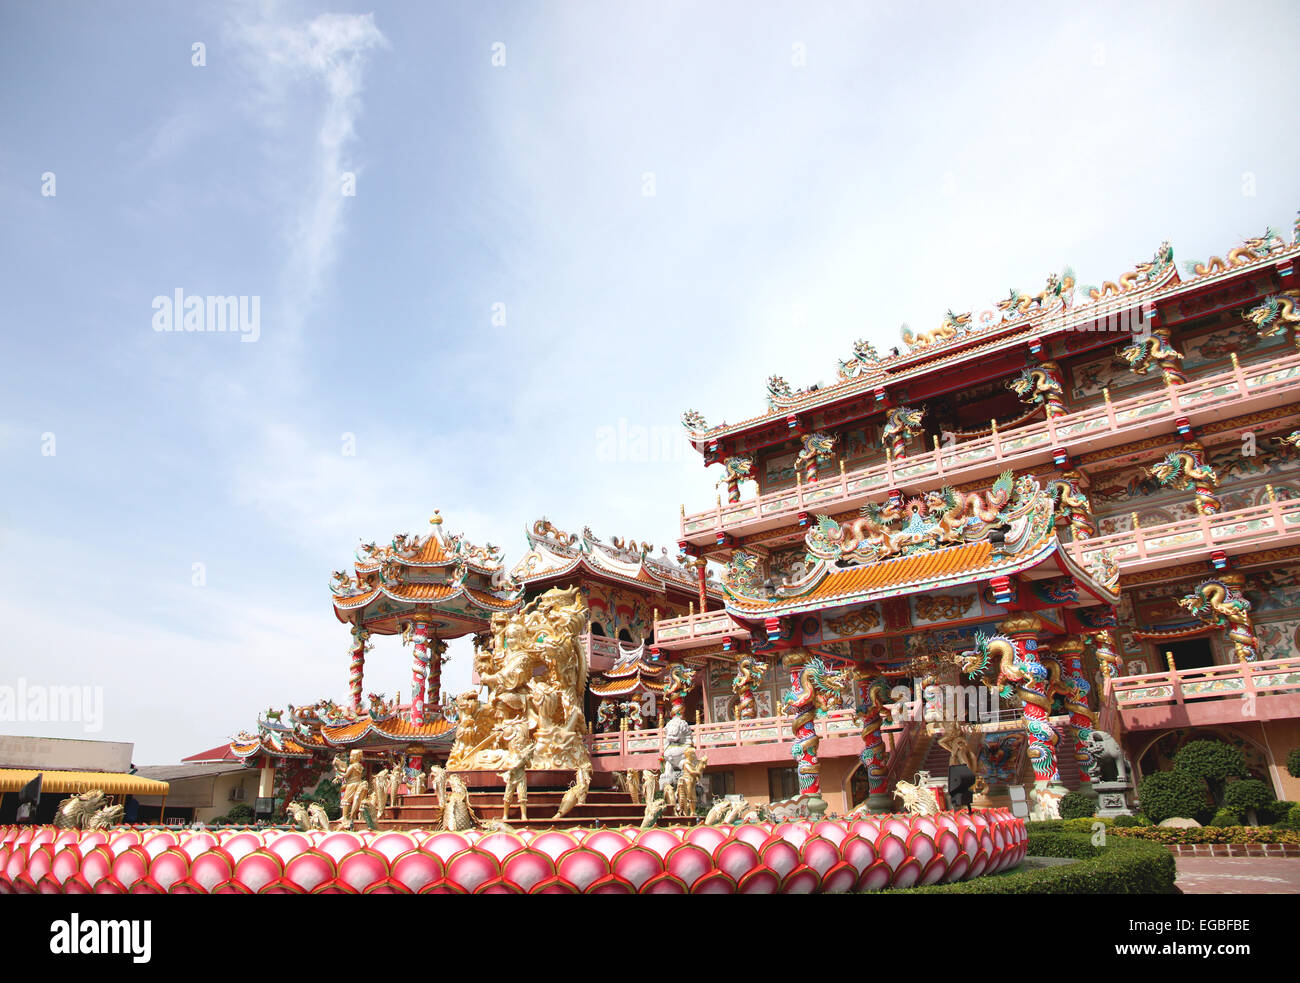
[0,809,1025,895]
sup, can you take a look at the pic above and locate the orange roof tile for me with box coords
[412,535,447,563]
[727,539,1032,616]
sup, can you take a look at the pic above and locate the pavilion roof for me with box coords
[330,510,521,635]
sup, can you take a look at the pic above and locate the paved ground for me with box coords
[1176,857,1300,894]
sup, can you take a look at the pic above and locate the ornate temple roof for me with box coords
[683,225,1300,445]
[510,518,725,600]
[229,698,457,761]
[329,510,521,636]
[720,476,1117,620]
[590,642,667,697]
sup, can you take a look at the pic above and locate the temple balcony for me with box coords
[681,351,1300,548]
[1100,657,1300,734]
[587,708,886,772]
[652,610,752,652]
[1067,497,1300,575]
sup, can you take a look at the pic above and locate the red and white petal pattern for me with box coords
[0,809,1024,894]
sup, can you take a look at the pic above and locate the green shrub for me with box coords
[1112,815,1145,828]
[1139,769,1211,824]
[1059,791,1095,820]
[1287,747,1300,779]
[1210,808,1241,827]
[1173,740,1247,807]
[1263,800,1296,825]
[1283,804,1300,831]
[225,802,256,823]
[893,829,1176,894]
[1224,779,1273,825]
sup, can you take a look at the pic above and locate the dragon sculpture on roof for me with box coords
[1183,228,1287,277]
[901,309,970,349]
[1080,242,1174,299]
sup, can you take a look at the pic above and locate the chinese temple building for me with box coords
[225,214,1300,825]
[660,219,1300,815]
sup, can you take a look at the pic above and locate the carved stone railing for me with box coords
[1102,657,1300,732]
[682,352,1300,544]
[653,610,751,650]
[1069,498,1300,574]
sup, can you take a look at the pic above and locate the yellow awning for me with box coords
[0,770,170,796]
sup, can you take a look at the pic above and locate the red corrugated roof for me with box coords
[182,743,241,762]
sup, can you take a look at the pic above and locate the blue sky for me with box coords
[2,1,1298,762]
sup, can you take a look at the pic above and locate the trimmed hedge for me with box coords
[1286,746,1300,779]
[891,826,1176,894]
[1113,825,1300,845]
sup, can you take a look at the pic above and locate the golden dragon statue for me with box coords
[1178,579,1260,663]
[1184,229,1287,277]
[1244,290,1300,341]
[1147,441,1221,515]
[901,310,970,349]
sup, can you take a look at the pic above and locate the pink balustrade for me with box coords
[653,610,750,649]
[587,708,907,770]
[683,352,1300,541]
[1103,657,1300,732]
[1069,498,1300,573]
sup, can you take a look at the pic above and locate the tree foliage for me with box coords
[1172,740,1247,807]
[1139,769,1210,824]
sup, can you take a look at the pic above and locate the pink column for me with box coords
[409,615,432,725]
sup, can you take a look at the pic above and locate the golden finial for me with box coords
[680,504,686,517]
[1230,351,1240,369]
[1103,387,1111,404]
[990,418,998,435]
[654,607,659,626]
[1267,484,1277,504]
[689,602,695,617]
[1165,650,1176,672]
[695,709,702,725]
[429,510,443,526]
[796,471,803,485]
[839,459,846,475]
[717,494,722,508]
[1131,511,1140,529]
[657,713,664,729]
[933,434,940,451]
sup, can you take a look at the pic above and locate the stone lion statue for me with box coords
[1083,729,1130,784]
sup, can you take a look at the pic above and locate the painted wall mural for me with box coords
[1255,618,1300,661]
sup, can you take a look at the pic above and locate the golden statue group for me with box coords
[445,587,594,820]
